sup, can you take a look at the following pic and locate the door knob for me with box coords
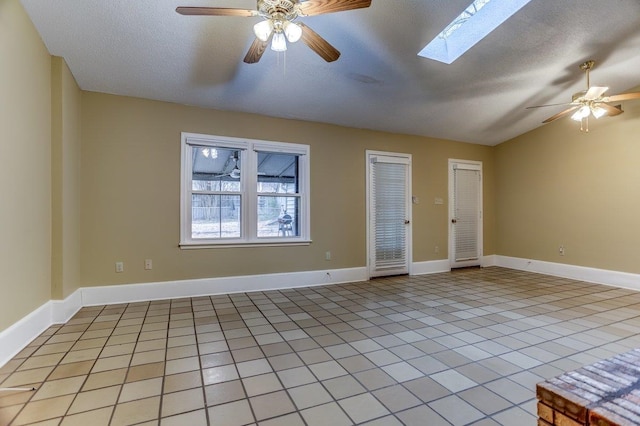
[404,220,410,224]
[451,219,457,224]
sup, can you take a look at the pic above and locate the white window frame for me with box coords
[180,132,311,248]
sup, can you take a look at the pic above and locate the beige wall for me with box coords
[495,96,640,273]
[4,0,638,337]
[4,0,636,338]
[80,92,495,287]
[0,0,52,330]
[51,57,82,299]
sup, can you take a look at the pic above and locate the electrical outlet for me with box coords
[435,245,440,253]
[325,251,331,261]
[559,245,565,256]
[115,262,124,273]
[144,259,153,270]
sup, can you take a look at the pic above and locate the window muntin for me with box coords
[181,133,310,247]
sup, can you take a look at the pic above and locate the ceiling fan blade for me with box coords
[176,7,258,17]
[298,23,340,62]
[542,106,579,124]
[604,92,640,102]
[526,102,574,109]
[598,103,624,117]
[244,37,269,64]
[584,86,608,100]
[299,0,371,16]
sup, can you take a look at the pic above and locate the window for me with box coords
[418,0,533,64]
[180,133,310,247]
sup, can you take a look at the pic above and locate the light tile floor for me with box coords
[2,267,640,425]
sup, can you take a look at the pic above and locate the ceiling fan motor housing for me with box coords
[572,90,587,102]
[258,0,299,21]
[579,60,595,71]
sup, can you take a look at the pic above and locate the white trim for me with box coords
[0,292,82,368]
[3,260,640,368]
[51,290,83,324]
[81,267,368,306]
[482,254,497,267]
[411,260,450,275]
[366,150,413,279]
[179,241,312,249]
[0,303,52,367]
[448,159,483,269]
[0,267,366,367]
[495,255,640,291]
[180,132,311,247]
[411,256,496,275]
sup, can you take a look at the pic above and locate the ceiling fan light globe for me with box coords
[571,105,590,121]
[271,32,287,51]
[592,106,607,119]
[253,20,273,42]
[283,21,302,43]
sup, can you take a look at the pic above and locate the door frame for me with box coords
[366,150,412,279]
[448,159,483,268]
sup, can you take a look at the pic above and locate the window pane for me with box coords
[257,152,299,194]
[257,196,299,238]
[192,194,241,239]
[192,146,241,192]
[182,135,310,245]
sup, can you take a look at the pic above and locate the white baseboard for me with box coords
[81,267,368,306]
[411,256,497,274]
[0,267,366,367]
[411,260,450,275]
[0,302,53,368]
[495,255,640,291]
[482,255,497,267]
[0,293,82,367]
[3,259,636,368]
[51,290,83,324]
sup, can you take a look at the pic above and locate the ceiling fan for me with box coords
[217,152,242,179]
[527,60,640,132]
[176,0,372,64]
[216,153,268,179]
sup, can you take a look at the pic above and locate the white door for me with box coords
[367,151,411,278]
[449,160,483,268]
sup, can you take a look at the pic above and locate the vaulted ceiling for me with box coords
[20,0,640,145]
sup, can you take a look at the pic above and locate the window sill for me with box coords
[179,240,312,249]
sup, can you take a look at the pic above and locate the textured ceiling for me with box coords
[20,0,640,145]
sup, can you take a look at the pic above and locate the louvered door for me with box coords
[449,160,483,268]
[367,152,411,277]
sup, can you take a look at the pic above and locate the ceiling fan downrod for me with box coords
[579,60,595,90]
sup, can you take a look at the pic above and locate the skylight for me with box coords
[418,0,533,64]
